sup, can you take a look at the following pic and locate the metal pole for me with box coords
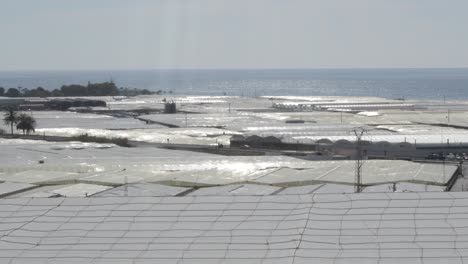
[124,176,128,197]
[353,128,367,193]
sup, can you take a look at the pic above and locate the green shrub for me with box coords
[71,133,132,147]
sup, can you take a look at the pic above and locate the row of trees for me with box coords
[0,82,159,98]
[60,82,120,96]
[3,107,36,135]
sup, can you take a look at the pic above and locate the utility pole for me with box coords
[353,128,367,193]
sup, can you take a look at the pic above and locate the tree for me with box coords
[23,87,51,97]
[35,87,51,97]
[16,113,36,135]
[61,84,87,96]
[5,88,21,97]
[51,89,64,97]
[87,81,118,96]
[0,87,4,96]
[3,106,19,135]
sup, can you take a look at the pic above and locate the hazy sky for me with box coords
[1,0,467,70]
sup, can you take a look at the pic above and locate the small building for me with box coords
[164,101,177,113]
[0,97,25,109]
[229,135,246,147]
[45,99,107,110]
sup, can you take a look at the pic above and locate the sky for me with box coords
[0,0,467,70]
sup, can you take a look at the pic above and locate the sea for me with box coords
[1,68,468,100]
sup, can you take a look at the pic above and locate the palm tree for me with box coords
[3,106,19,135]
[16,113,36,135]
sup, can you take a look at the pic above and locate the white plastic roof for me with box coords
[51,183,112,197]
[94,183,191,197]
[0,141,457,187]
[36,127,235,145]
[0,171,83,184]
[312,183,356,194]
[0,182,36,197]
[1,192,468,263]
[8,184,72,198]
[0,141,218,167]
[4,182,448,198]
[276,183,356,195]
[0,136,458,189]
[363,182,445,192]
[276,184,324,195]
[294,133,468,145]
[188,184,280,196]
[251,160,456,186]
[28,111,164,130]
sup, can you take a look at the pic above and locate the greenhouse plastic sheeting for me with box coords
[51,183,112,197]
[363,182,445,192]
[253,160,456,186]
[0,171,84,184]
[0,182,36,197]
[2,193,468,263]
[8,184,72,198]
[188,184,280,196]
[94,183,191,197]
